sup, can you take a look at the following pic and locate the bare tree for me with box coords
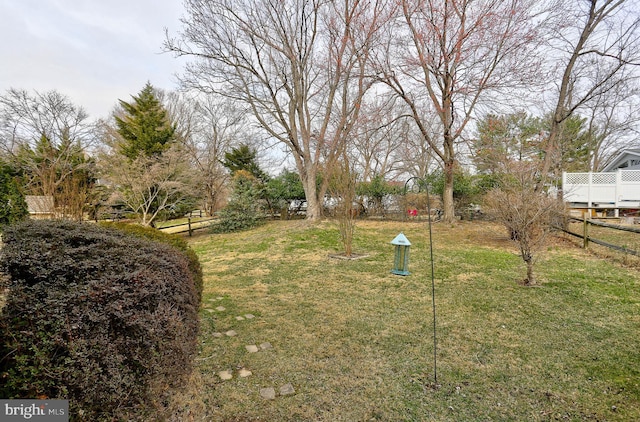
[484,161,565,285]
[394,114,440,182]
[166,92,243,216]
[581,81,640,171]
[166,0,390,220]
[100,144,194,226]
[541,0,640,182]
[0,88,96,218]
[376,0,548,223]
[330,154,358,257]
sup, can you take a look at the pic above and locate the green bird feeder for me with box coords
[391,232,411,276]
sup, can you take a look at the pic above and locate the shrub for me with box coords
[100,221,203,301]
[213,170,266,233]
[0,220,200,420]
[0,162,28,229]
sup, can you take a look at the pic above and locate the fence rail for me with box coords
[158,217,217,236]
[558,217,639,256]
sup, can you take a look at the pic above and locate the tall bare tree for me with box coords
[166,92,243,216]
[166,0,390,220]
[349,97,407,181]
[377,0,547,223]
[580,81,640,171]
[541,0,640,181]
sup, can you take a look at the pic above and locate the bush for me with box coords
[100,221,203,301]
[213,170,266,233]
[0,220,200,420]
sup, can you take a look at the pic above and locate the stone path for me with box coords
[203,295,295,400]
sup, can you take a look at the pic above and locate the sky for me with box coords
[0,0,187,120]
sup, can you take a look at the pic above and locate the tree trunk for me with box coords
[525,257,535,286]
[442,160,455,224]
[300,165,322,221]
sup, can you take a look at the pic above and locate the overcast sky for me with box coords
[0,0,187,119]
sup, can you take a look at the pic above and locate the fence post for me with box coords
[188,217,192,237]
[583,217,589,249]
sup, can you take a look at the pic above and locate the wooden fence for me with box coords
[560,217,640,256]
[158,217,217,236]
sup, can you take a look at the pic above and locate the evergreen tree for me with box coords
[115,82,176,160]
[222,143,269,182]
[212,170,265,232]
[0,162,28,228]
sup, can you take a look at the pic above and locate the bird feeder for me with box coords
[391,232,411,276]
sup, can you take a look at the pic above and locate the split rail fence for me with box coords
[560,217,640,257]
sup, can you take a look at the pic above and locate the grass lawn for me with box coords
[170,220,640,421]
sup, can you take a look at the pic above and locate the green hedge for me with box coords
[0,220,200,420]
[100,221,203,301]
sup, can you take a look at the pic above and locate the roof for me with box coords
[602,149,640,172]
[25,195,54,214]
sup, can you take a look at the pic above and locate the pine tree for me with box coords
[222,144,269,182]
[115,82,176,160]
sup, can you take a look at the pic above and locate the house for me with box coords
[25,195,55,219]
[562,149,640,216]
[602,149,640,171]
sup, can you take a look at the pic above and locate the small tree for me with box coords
[484,161,565,285]
[100,145,194,226]
[213,170,265,233]
[329,158,358,257]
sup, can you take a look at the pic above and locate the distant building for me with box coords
[602,149,640,171]
[25,195,55,219]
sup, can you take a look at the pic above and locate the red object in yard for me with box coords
[408,209,418,217]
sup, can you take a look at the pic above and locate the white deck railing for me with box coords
[562,170,640,208]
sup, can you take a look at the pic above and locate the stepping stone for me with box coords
[260,387,276,400]
[280,383,295,396]
[212,332,223,338]
[216,296,224,300]
[204,309,216,313]
[244,314,255,319]
[218,370,233,381]
[259,342,273,350]
[225,330,237,337]
[215,306,226,312]
[238,368,252,378]
[245,345,259,353]
[235,316,245,321]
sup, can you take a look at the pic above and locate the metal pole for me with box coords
[404,177,437,385]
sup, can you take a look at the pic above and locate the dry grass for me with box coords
[166,220,639,421]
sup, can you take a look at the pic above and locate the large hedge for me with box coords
[0,220,200,420]
[99,221,203,301]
